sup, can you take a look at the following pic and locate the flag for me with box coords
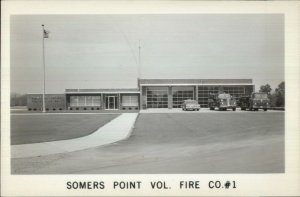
[43,29,50,38]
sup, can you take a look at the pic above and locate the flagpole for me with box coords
[138,40,142,110]
[138,40,141,79]
[42,24,46,113]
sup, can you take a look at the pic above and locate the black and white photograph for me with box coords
[1,1,299,196]
[10,13,285,174]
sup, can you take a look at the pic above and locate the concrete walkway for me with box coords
[12,113,138,158]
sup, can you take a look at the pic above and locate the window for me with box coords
[122,95,138,107]
[92,96,101,106]
[78,96,85,106]
[70,96,101,107]
[253,93,268,99]
[70,96,79,107]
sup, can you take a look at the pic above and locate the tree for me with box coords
[275,81,285,107]
[10,92,27,107]
[259,84,272,94]
[268,81,285,107]
[269,93,277,107]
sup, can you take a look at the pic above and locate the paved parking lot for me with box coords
[140,108,282,113]
[11,110,284,174]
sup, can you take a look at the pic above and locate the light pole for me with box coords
[41,24,49,112]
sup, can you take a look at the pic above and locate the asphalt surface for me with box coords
[11,111,284,174]
[11,114,119,145]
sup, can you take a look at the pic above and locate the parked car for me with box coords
[182,99,200,111]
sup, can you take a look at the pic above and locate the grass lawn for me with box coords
[11,114,119,145]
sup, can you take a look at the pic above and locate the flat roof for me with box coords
[65,88,140,94]
[139,79,253,85]
[63,79,253,94]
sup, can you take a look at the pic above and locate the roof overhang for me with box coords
[139,83,254,86]
[65,91,140,94]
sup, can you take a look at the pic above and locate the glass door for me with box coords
[106,96,116,110]
[109,96,115,109]
[105,94,119,110]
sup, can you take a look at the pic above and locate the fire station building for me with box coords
[27,79,254,111]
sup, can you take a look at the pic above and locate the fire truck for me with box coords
[208,93,237,111]
[239,92,270,111]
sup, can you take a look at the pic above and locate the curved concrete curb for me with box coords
[12,113,138,158]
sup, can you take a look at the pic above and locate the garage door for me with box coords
[146,87,168,108]
[172,87,194,108]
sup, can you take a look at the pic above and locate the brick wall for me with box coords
[27,94,66,111]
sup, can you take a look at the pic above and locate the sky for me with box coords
[10,14,284,94]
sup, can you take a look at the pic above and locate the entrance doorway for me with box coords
[105,96,118,110]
